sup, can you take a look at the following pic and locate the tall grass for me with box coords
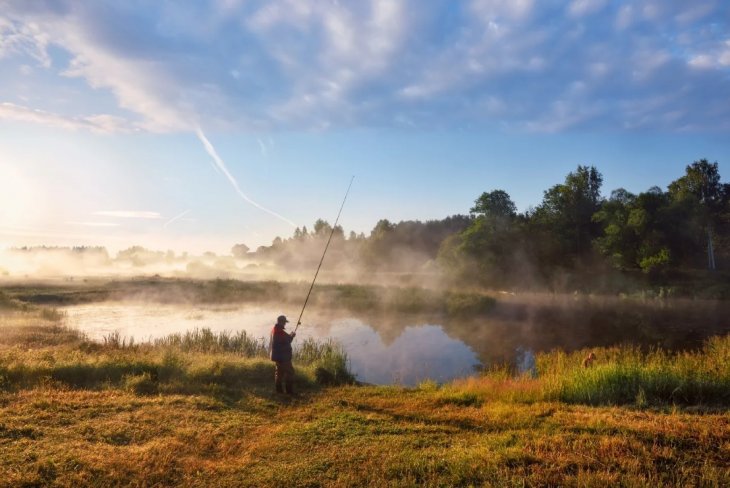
[295,337,355,385]
[553,336,730,406]
[0,324,355,395]
[452,334,730,407]
[152,328,267,356]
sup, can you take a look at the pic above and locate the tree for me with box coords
[668,160,723,207]
[231,243,250,258]
[360,219,394,269]
[592,188,638,269]
[448,191,519,285]
[313,219,333,237]
[533,165,604,262]
[594,183,707,273]
[668,159,724,270]
[470,190,517,220]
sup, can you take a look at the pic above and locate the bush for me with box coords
[123,372,158,395]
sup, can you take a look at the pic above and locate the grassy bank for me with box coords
[1,278,496,317]
[0,323,354,399]
[446,336,730,408]
[1,305,729,486]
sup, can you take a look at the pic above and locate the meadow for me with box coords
[0,287,729,486]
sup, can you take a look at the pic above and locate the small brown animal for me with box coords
[582,352,597,368]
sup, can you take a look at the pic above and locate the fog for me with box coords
[0,244,448,288]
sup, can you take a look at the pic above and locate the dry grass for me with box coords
[1,304,729,486]
[0,387,727,487]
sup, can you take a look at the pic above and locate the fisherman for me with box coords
[269,314,296,394]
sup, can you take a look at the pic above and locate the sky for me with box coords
[1,0,729,254]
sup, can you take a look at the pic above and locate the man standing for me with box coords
[269,315,296,394]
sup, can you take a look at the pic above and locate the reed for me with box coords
[152,328,268,356]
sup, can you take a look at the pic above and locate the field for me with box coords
[1,286,729,487]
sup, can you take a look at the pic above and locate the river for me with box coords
[63,295,730,386]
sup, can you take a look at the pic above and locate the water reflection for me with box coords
[323,319,480,385]
[63,304,480,385]
[63,295,730,386]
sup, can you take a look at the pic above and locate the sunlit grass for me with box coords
[0,307,355,397]
[152,328,266,356]
[445,336,730,407]
[1,303,729,486]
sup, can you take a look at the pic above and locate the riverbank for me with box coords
[0,277,497,317]
[1,303,729,486]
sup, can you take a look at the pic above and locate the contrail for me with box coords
[195,127,297,227]
[164,209,191,228]
[257,137,268,157]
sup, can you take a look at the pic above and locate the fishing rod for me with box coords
[294,176,354,334]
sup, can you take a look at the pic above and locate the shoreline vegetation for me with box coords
[0,277,498,317]
[1,286,729,485]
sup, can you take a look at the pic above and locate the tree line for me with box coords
[256,159,729,292]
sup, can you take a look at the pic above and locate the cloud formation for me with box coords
[93,211,162,219]
[0,0,728,133]
[0,102,136,133]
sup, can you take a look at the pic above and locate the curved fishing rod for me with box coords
[294,176,354,334]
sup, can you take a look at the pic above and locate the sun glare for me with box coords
[0,163,37,229]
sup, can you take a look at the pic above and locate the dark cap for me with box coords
[276,315,289,325]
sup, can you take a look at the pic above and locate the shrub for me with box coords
[123,372,158,395]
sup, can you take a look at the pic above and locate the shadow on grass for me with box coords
[0,356,329,403]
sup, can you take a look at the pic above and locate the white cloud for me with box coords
[0,0,728,133]
[675,2,716,24]
[93,211,162,219]
[66,221,121,227]
[689,40,730,69]
[0,102,136,133]
[689,54,715,69]
[470,0,534,21]
[0,17,51,67]
[568,0,608,18]
[615,5,634,30]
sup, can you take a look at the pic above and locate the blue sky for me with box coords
[1,0,729,253]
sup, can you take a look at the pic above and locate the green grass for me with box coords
[152,328,267,355]
[446,336,730,408]
[0,325,355,398]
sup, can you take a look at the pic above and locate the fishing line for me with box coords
[294,176,355,333]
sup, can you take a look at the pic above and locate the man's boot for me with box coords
[285,383,294,395]
[275,381,283,394]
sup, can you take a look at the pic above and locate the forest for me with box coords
[255,159,730,294]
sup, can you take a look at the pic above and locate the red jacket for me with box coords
[269,325,293,362]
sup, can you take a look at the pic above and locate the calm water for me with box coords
[63,296,730,386]
[63,303,480,385]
